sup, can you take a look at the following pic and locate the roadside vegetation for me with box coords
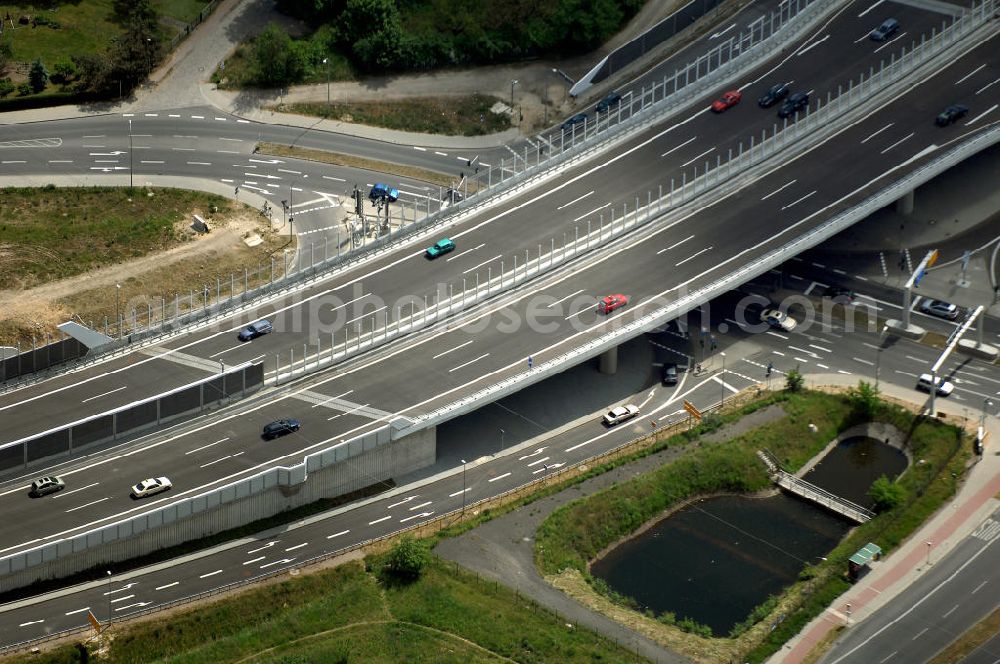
[0,186,289,347]
[0,0,210,108]
[213,0,644,89]
[283,94,511,136]
[534,386,970,663]
[8,555,642,663]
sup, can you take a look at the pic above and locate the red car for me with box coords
[598,294,629,314]
[711,90,742,113]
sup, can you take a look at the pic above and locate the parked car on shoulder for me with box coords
[870,18,899,41]
[130,477,172,499]
[712,90,742,113]
[778,92,809,118]
[917,373,954,396]
[598,293,629,314]
[262,418,301,440]
[29,476,65,498]
[919,299,960,320]
[561,113,588,131]
[935,104,968,127]
[595,91,623,114]
[425,238,456,259]
[238,319,273,342]
[603,404,640,426]
[757,83,789,108]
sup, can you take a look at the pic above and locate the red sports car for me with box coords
[711,90,742,112]
[598,294,629,314]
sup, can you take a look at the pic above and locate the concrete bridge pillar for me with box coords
[599,346,618,374]
[895,189,914,215]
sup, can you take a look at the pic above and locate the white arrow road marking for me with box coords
[260,558,294,569]
[518,448,546,460]
[115,602,151,611]
[387,496,419,509]
[399,512,434,523]
[247,541,277,554]
[104,583,137,595]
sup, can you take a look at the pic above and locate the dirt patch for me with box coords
[0,208,291,346]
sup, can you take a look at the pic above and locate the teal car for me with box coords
[425,238,456,259]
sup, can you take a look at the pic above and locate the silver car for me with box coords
[919,299,959,320]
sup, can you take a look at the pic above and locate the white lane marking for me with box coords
[344,305,386,327]
[247,541,277,554]
[880,132,914,155]
[65,498,109,513]
[327,530,350,539]
[311,390,354,409]
[409,501,433,510]
[772,351,785,356]
[861,123,894,143]
[911,627,928,640]
[942,604,959,618]
[446,242,486,262]
[200,570,223,578]
[80,386,128,403]
[52,482,99,498]
[186,437,230,455]
[462,254,502,274]
[326,403,369,421]
[781,191,817,210]
[412,146,426,151]
[489,472,512,482]
[972,580,988,594]
[766,331,789,339]
[660,135,697,157]
[761,179,797,200]
[976,77,1000,95]
[285,542,308,552]
[817,363,829,369]
[808,344,832,353]
[19,620,44,627]
[448,353,490,373]
[658,234,696,255]
[676,246,712,267]
[527,456,551,467]
[878,651,897,663]
[680,147,716,168]
[434,151,447,156]
[200,455,232,468]
[399,511,434,523]
[965,104,998,126]
[110,595,135,603]
[448,487,469,497]
[64,607,90,616]
[243,556,266,565]
[712,376,740,393]
[155,582,179,590]
[573,203,611,223]
[433,339,474,359]
[796,34,829,56]
[369,516,391,525]
[565,307,589,320]
[556,190,595,210]
[322,175,346,182]
[955,64,986,85]
[260,558,295,569]
[209,344,243,358]
[545,288,586,308]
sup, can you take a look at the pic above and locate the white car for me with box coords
[130,477,172,499]
[917,373,954,397]
[762,308,797,332]
[603,404,640,426]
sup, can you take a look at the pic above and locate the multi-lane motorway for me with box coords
[1,1,997,567]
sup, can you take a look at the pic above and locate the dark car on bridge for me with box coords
[262,418,301,440]
[935,104,968,127]
[425,238,456,259]
[560,113,588,132]
[369,183,399,203]
[869,18,899,41]
[595,91,623,114]
[758,83,789,108]
[238,319,273,342]
[778,92,809,119]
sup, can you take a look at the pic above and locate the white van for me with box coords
[917,373,954,396]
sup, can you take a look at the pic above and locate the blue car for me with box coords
[425,238,456,259]
[238,319,273,341]
[560,113,587,131]
[369,183,399,203]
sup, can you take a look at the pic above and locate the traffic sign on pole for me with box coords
[683,400,702,420]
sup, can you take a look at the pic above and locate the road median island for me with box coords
[532,387,972,663]
[257,142,463,189]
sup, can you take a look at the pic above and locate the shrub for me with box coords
[785,367,804,392]
[847,380,880,418]
[29,58,49,93]
[379,536,430,584]
[17,82,32,96]
[869,475,905,512]
[0,78,14,98]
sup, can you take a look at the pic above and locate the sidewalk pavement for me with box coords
[768,372,1000,664]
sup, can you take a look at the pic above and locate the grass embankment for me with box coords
[11,558,642,663]
[282,95,512,137]
[534,389,970,663]
[0,186,289,347]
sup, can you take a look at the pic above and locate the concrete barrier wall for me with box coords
[0,423,435,590]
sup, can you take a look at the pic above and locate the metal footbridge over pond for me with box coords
[757,450,875,524]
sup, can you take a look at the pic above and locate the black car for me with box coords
[935,104,968,127]
[819,285,855,301]
[870,18,899,42]
[758,83,789,108]
[560,113,587,131]
[778,92,809,118]
[262,418,301,440]
[661,363,678,386]
[595,92,623,114]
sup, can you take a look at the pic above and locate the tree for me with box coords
[250,23,305,86]
[847,380,880,418]
[380,536,429,584]
[0,37,12,74]
[785,366,804,393]
[344,0,403,70]
[112,0,158,26]
[29,58,49,93]
[869,475,904,512]
[72,53,112,94]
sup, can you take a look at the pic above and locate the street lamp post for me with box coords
[499,428,505,455]
[925,540,933,566]
[106,570,112,630]
[982,398,992,430]
[875,325,887,390]
[322,57,330,115]
[128,119,133,189]
[116,283,122,339]
[461,458,467,514]
[720,351,726,408]
[510,79,517,110]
